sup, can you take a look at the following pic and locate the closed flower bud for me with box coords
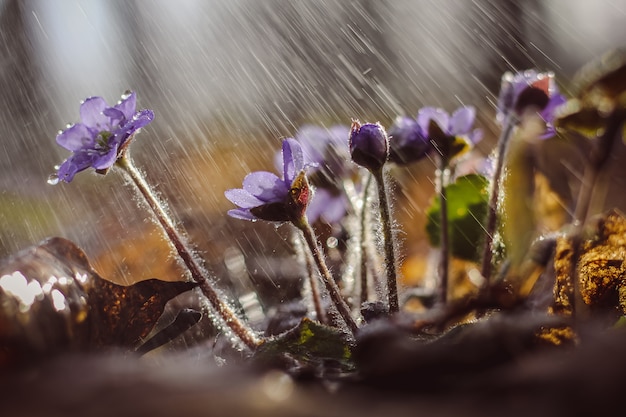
[349,120,389,171]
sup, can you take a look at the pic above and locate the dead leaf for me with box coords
[0,237,197,365]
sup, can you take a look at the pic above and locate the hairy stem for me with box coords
[294,218,358,336]
[116,156,260,350]
[480,115,516,283]
[359,173,374,306]
[372,168,399,314]
[292,231,326,324]
[437,159,450,304]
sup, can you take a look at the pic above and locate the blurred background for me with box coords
[1,0,626,300]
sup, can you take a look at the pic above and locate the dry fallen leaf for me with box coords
[0,237,197,366]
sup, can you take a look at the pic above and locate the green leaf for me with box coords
[614,316,626,328]
[255,318,354,370]
[426,174,489,262]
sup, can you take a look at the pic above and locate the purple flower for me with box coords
[418,106,482,161]
[275,124,354,224]
[294,124,352,181]
[225,138,311,222]
[388,116,431,165]
[497,70,566,137]
[306,188,349,224]
[538,92,567,139]
[349,121,389,171]
[54,91,154,182]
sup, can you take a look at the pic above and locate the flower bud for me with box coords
[497,70,556,123]
[349,121,389,171]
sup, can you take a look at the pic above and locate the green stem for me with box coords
[294,218,358,336]
[480,115,516,283]
[116,156,260,351]
[372,168,399,314]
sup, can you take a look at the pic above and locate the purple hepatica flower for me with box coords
[54,91,154,183]
[226,138,310,223]
[418,106,482,161]
[497,70,566,138]
[284,124,353,224]
[295,124,352,182]
[349,121,389,172]
[388,116,431,165]
[538,91,567,139]
[306,188,348,225]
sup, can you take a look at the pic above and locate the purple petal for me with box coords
[306,189,329,223]
[321,194,347,224]
[224,188,265,208]
[388,116,420,146]
[103,107,126,127]
[450,106,476,136]
[468,128,483,145]
[418,107,449,134]
[113,91,137,121]
[227,208,256,221]
[327,125,350,147]
[538,127,556,140]
[295,125,327,163]
[104,96,151,133]
[57,160,79,183]
[109,109,155,148]
[540,93,567,120]
[56,150,98,182]
[127,109,154,130]
[538,94,567,139]
[307,189,346,224]
[56,123,96,151]
[79,97,110,130]
[388,116,431,165]
[282,138,304,184]
[91,145,119,170]
[242,171,288,201]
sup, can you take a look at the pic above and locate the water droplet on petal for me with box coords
[47,174,60,185]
